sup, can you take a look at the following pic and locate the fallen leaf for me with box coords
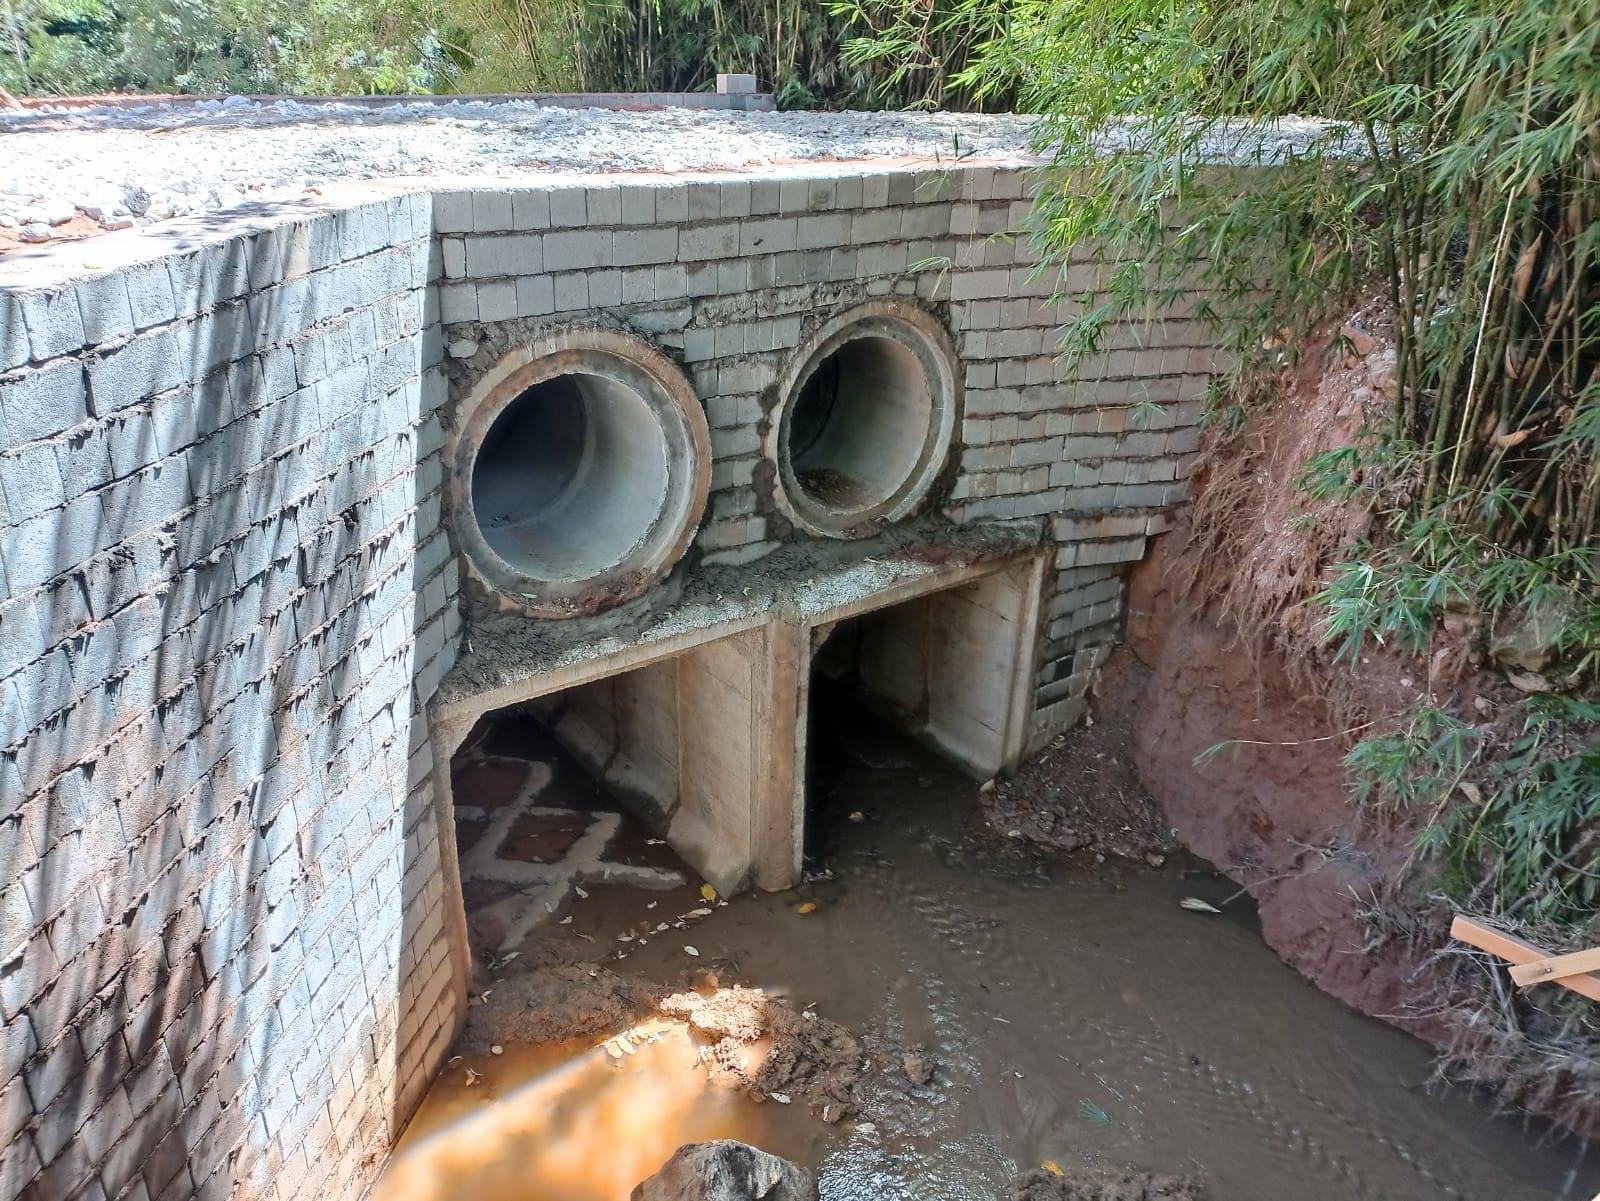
[1180,897,1221,914]
[1042,1161,1064,1177]
[700,884,718,902]
[769,1092,792,1104]
[688,908,713,918]
[684,945,701,956]
[605,1040,623,1059]
[796,902,818,915]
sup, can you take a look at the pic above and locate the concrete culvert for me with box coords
[452,329,711,617]
[775,302,959,538]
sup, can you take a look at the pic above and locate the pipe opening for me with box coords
[451,329,711,617]
[789,336,932,513]
[774,303,958,538]
[472,372,670,583]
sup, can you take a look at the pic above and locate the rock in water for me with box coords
[632,1141,817,1201]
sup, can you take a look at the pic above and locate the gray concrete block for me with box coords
[0,442,67,526]
[123,262,180,332]
[74,274,136,345]
[433,191,473,233]
[0,294,28,372]
[542,230,611,272]
[471,192,513,232]
[17,289,85,363]
[548,189,587,229]
[739,218,796,255]
[613,228,677,267]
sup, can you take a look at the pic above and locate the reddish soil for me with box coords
[1116,539,1450,1038]
[0,214,106,257]
[1075,307,1600,1139]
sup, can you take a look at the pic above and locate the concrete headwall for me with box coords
[435,163,1208,732]
[0,157,1218,1201]
[0,197,459,1201]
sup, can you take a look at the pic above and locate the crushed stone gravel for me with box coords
[0,98,1343,242]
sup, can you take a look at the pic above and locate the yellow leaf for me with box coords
[700,884,718,902]
[796,902,817,915]
[1042,1161,1064,1177]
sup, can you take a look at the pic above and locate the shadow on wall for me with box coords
[0,198,456,1201]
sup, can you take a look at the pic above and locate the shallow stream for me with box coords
[379,701,1598,1201]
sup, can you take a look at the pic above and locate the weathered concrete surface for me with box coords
[0,148,1226,1201]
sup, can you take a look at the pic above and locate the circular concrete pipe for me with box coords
[773,301,959,538]
[451,328,711,617]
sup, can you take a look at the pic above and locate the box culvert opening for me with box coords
[446,696,692,959]
[452,330,711,618]
[775,302,959,538]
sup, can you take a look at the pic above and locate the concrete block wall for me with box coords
[0,156,1225,1201]
[433,162,1218,743]
[0,193,461,1201]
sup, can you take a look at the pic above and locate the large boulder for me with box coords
[631,1141,817,1201]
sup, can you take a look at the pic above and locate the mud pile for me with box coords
[1013,1165,1205,1201]
[661,987,864,1120]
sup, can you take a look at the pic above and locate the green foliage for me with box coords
[1348,696,1600,926]
[553,0,1006,109]
[0,0,1000,106]
[2,0,452,94]
[848,0,1600,919]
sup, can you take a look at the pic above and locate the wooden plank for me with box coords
[1450,915,1600,1003]
[1509,945,1600,988]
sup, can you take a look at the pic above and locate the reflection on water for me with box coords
[386,694,1600,1201]
[379,1024,799,1201]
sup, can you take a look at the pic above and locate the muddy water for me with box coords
[382,701,1598,1201]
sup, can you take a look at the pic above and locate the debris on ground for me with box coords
[659,986,865,1119]
[985,655,1175,861]
[1013,1164,1206,1201]
[463,963,653,1048]
[631,1140,817,1201]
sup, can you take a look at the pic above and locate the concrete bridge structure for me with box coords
[0,122,1219,1201]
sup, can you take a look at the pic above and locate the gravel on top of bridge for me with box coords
[0,98,1342,246]
[0,100,1044,238]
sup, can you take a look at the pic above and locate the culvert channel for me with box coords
[775,302,959,538]
[394,685,1596,1201]
[452,331,711,617]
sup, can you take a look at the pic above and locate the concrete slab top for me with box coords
[434,516,1045,716]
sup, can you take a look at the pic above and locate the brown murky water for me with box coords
[379,697,1599,1201]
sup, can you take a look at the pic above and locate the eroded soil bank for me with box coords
[377,695,1596,1201]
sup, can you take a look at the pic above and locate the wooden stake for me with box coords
[1450,915,1600,1003]
[1509,945,1600,988]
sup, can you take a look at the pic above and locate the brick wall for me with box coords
[434,162,1218,741]
[0,194,460,1201]
[0,159,1223,1201]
